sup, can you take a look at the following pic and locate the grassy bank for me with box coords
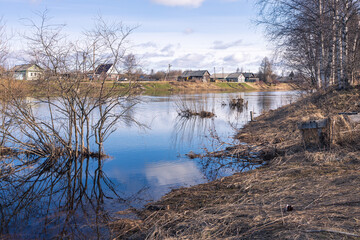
[113,87,360,239]
[0,79,297,98]
[134,81,296,95]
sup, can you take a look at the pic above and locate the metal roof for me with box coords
[243,73,255,78]
[11,64,38,72]
[95,64,113,74]
[226,73,243,79]
[210,73,230,79]
[180,70,209,78]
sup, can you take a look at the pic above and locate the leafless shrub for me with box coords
[175,95,215,119]
[0,11,141,159]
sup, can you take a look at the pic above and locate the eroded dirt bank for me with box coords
[113,87,360,239]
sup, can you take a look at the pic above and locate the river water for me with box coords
[0,90,298,239]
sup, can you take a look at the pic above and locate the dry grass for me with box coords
[113,87,360,239]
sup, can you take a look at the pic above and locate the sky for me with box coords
[0,0,273,73]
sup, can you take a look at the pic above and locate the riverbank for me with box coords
[0,79,297,98]
[122,81,297,95]
[113,87,360,239]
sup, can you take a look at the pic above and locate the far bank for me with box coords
[0,79,298,98]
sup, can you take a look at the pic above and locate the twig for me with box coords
[304,229,360,237]
[280,201,285,225]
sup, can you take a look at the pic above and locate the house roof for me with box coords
[181,70,209,78]
[95,64,113,74]
[243,73,255,78]
[210,73,230,79]
[226,73,243,79]
[11,64,43,72]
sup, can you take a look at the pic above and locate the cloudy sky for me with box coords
[1,0,272,73]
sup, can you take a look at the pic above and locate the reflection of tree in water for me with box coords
[171,94,216,149]
[197,154,263,181]
[256,92,273,113]
[0,154,126,239]
[172,93,259,180]
[171,115,215,149]
[120,99,139,128]
[192,111,262,182]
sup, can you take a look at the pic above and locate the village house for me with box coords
[243,72,259,82]
[226,72,245,83]
[94,64,120,80]
[210,73,230,82]
[178,70,210,82]
[11,64,43,80]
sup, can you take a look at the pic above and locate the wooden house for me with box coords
[94,64,120,80]
[11,64,43,80]
[178,70,210,82]
[226,73,245,83]
[210,73,230,82]
[243,73,259,82]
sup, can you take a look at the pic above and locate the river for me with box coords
[0,90,299,239]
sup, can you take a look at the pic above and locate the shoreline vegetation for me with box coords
[0,79,297,98]
[113,87,360,239]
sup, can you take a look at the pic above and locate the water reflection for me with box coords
[172,116,215,148]
[0,91,299,238]
[145,161,204,186]
[0,155,123,239]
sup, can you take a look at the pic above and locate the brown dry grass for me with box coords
[115,87,360,239]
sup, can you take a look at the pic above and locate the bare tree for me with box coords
[0,11,145,238]
[257,0,360,89]
[0,11,141,160]
[22,9,72,76]
[0,17,9,71]
[258,56,275,83]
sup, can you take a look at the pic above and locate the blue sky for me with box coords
[1,0,272,73]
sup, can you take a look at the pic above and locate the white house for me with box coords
[226,73,245,83]
[94,64,120,80]
[12,64,43,80]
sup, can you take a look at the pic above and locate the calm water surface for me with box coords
[103,91,298,202]
[1,91,299,238]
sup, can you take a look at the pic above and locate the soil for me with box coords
[111,87,360,239]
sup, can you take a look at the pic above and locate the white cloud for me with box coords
[146,161,203,186]
[151,0,206,8]
[136,41,158,48]
[172,53,209,68]
[161,44,174,52]
[213,39,244,49]
[183,28,195,35]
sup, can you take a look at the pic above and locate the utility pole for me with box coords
[93,42,96,81]
[165,63,172,81]
[83,52,87,80]
[214,67,216,82]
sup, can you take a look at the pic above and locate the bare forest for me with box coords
[257,0,360,89]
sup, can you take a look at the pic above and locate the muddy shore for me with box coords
[113,87,360,239]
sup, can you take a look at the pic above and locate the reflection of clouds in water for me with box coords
[146,161,204,186]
